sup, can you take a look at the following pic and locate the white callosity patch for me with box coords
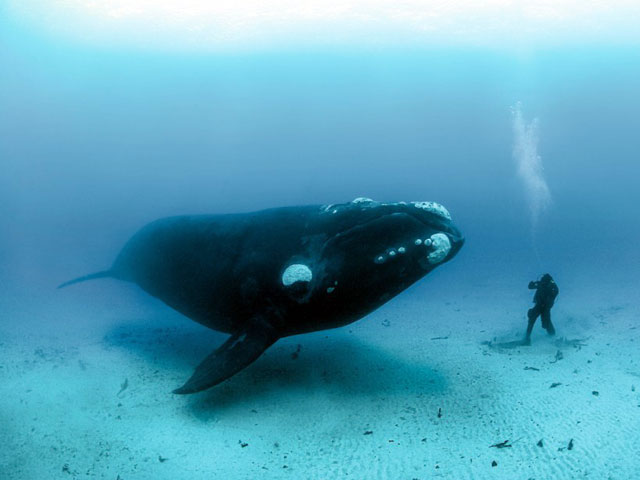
[352,197,374,204]
[375,246,405,263]
[282,264,313,286]
[321,204,340,214]
[412,201,452,221]
[427,233,451,264]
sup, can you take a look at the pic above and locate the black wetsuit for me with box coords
[525,276,559,341]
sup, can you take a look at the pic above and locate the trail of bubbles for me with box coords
[512,102,551,238]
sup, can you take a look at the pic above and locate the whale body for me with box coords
[60,198,464,394]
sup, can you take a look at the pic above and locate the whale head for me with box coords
[325,197,463,284]
[279,198,464,330]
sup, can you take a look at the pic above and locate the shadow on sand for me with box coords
[103,319,447,414]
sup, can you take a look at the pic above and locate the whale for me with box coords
[59,198,464,394]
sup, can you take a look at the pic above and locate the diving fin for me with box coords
[57,270,114,289]
[173,319,279,394]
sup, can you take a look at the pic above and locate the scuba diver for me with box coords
[523,273,559,345]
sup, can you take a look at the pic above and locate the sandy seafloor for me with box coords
[1,268,639,480]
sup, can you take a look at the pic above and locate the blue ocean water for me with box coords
[1,10,640,480]
[2,21,639,299]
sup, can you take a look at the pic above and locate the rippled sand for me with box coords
[1,279,638,479]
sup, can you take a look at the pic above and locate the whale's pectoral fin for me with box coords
[172,319,279,395]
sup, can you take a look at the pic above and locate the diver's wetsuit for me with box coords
[525,274,559,342]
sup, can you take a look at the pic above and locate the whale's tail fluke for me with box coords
[57,270,114,289]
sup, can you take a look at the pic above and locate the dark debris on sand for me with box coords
[489,440,512,449]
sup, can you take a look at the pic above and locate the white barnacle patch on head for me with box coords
[427,233,451,264]
[352,197,374,204]
[388,249,396,257]
[282,264,313,286]
[412,201,452,221]
[321,204,334,213]
[374,255,385,264]
[398,247,406,254]
[414,239,423,246]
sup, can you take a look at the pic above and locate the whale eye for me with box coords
[282,264,313,286]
